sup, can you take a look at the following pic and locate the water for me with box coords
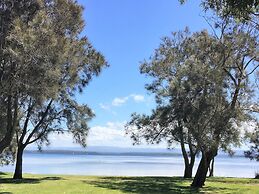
[1,152,258,178]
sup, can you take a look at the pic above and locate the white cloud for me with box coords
[46,132,79,148]
[31,121,168,149]
[112,97,129,106]
[131,94,145,102]
[102,94,145,108]
[88,121,126,142]
[88,121,167,147]
[42,121,131,148]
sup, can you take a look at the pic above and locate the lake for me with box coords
[1,150,258,178]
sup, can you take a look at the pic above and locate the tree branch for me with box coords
[27,124,50,145]
[19,98,34,145]
[246,64,259,77]
[224,68,237,86]
[24,100,53,145]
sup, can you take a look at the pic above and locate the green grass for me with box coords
[0,172,258,194]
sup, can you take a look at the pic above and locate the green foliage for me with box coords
[0,0,41,153]
[130,17,258,186]
[245,124,259,161]
[180,0,258,22]
[0,145,15,165]
[0,0,107,155]
[14,0,106,147]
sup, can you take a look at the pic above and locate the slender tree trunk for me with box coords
[180,137,190,178]
[180,136,196,178]
[231,79,241,109]
[184,163,193,178]
[191,151,216,188]
[189,151,196,177]
[191,154,210,187]
[209,157,214,177]
[13,145,25,179]
[183,151,196,178]
[182,149,193,178]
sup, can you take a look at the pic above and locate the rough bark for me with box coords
[184,163,193,178]
[180,135,196,178]
[191,150,216,188]
[209,157,214,177]
[13,144,25,179]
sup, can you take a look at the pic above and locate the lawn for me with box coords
[0,172,259,194]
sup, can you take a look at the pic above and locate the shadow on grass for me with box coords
[83,177,239,194]
[207,177,259,184]
[0,173,64,194]
[0,176,63,184]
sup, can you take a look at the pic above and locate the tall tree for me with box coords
[0,0,107,179]
[190,19,258,188]
[133,19,258,187]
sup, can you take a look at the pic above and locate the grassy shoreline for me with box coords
[0,172,259,194]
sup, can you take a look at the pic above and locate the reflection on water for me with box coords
[1,152,258,178]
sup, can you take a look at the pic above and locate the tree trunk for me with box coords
[13,145,25,179]
[182,149,196,178]
[180,136,194,178]
[209,157,214,177]
[184,163,193,178]
[191,151,215,188]
[183,150,196,178]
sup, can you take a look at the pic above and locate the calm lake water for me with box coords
[1,150,258,178]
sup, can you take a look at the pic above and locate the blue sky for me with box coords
[50,0,213,148]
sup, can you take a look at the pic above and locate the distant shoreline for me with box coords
[24,149,247,158]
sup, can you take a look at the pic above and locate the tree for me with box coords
[126,29,227,180]
[13,99,95,179]
[181,64,237,188]
[0,0,107,179]
[132,18,258,187]
[200,19,257,187]
[179,1,258,176]
[182,20,258,187]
